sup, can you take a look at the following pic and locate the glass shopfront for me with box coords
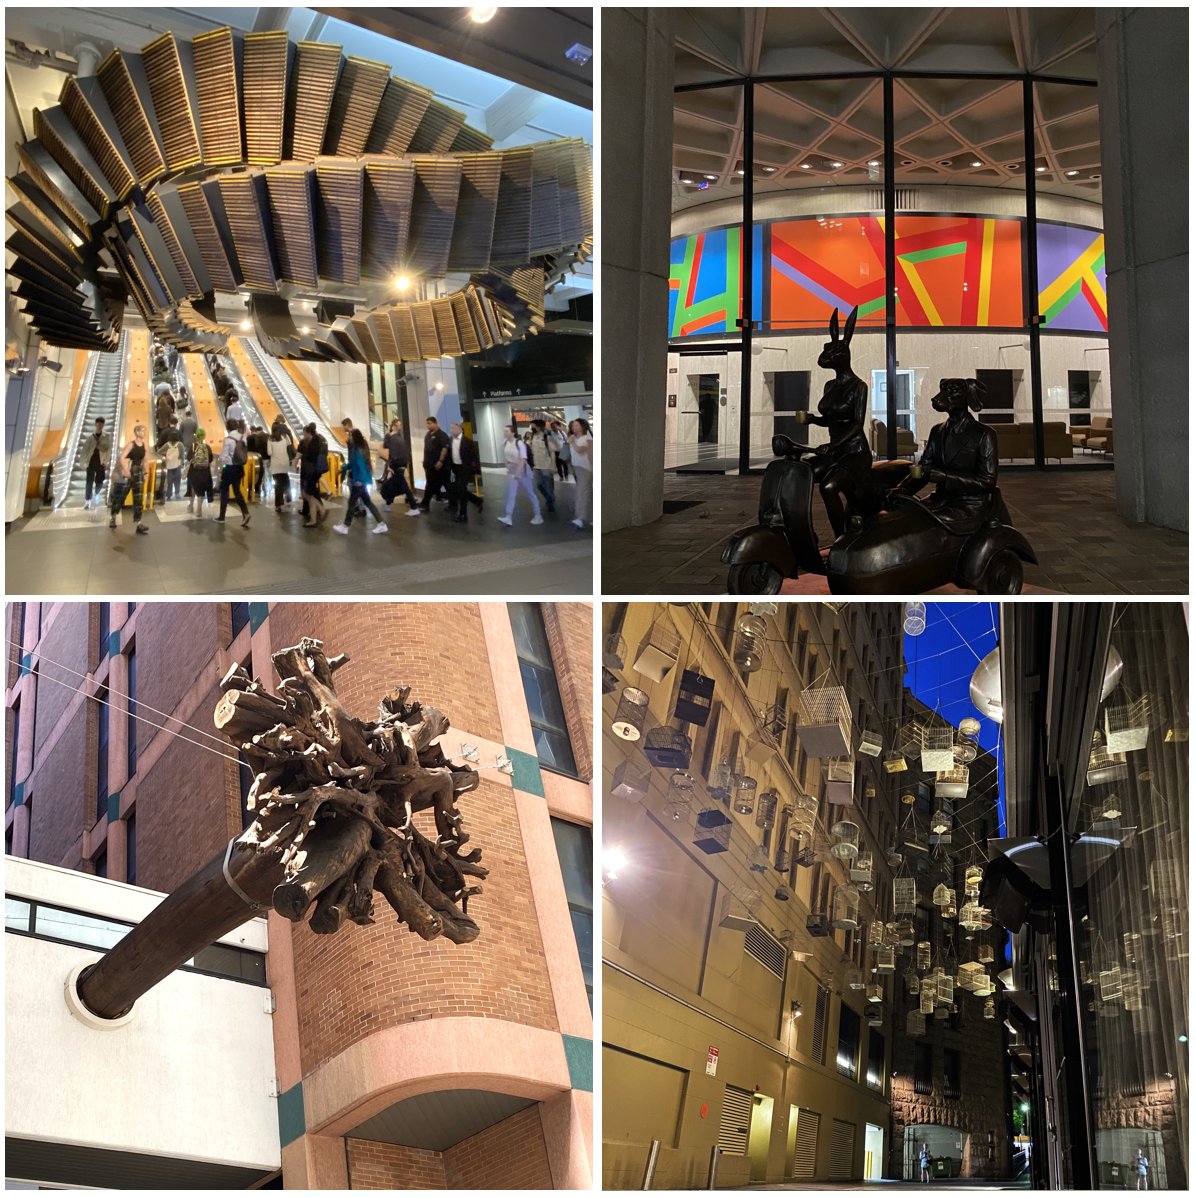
[669,68,1105,475]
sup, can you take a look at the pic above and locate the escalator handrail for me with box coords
[215,352,266,433]
[106,333,130,487]
[51,348,100,508]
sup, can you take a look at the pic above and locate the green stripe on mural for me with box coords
[857,296,886,317]
[1092,252,1105,275]
[898,241,967,264]
[1042,277,1083,325]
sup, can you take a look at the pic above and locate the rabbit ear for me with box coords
[829,308,840,342]
[843,305,858,345]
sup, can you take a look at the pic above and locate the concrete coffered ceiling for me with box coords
[670,8,1102,212]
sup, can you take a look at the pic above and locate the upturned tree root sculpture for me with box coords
[76,638,485,1021]
[215,637,487,943]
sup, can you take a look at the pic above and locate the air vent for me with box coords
[744,924,786,979]
[716,1085,753,1156]
[829,1118,856,1179]
[812,984,829,1064]
[867,187,920,210]
[793,1108,820,1179]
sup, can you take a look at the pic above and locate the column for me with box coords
[1096,9,1189,532]
[602,8,674,531]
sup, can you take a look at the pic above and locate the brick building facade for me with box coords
[5,601,594,1189]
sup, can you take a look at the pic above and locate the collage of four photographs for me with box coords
[2,4,1189,1193]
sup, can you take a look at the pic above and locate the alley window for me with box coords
[509,604,577,776]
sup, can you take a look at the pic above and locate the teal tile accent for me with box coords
[562,1034,593,1092]
[18,653,31,677]
[249,602,269,633]
[507,746,544,797]
[107,793,120,822]
[13,782,24,807]
[108,632,121,657]
[277,1081,305,1147]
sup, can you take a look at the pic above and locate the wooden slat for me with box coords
[287,41,342,162]
[178,352,225,441]
[141,33,202,171]
[192,27,243,166]
[324,56,389,156]
[243,31,287,165]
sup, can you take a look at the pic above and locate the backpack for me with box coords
[191,442,212,467]
[164,441,181,469]
[233,437,248,466]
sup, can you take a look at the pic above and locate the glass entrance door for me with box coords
[871,369,916,455]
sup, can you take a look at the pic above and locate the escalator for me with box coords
[53,332,129,509]
[211,350,268,433]
[240,338,341,453]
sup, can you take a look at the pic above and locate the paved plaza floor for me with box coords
[602,467,1187,596]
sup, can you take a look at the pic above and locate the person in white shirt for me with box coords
[226,394,245,425]
[568,418,593,529]
[497,425,543,527]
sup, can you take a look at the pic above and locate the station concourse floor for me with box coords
[602,467,1188,596]
[7,470,592,596]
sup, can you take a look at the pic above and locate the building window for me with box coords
[914,1042,933,1096]
[230,602,250,641]
[98,603,110,658]
[8,700,19,808]
[126,813,136,885]
[95,687,109,823]
[126,648,137,778]
[551,817,593,1008]
[866,1028,885,1090]
[943,1047,961,1100]
[508,604,577,776]
[836,1003,860,1080]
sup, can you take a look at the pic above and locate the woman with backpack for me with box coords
[187,428,214,516]
[333,429,388,536]
[497,424,543,528]
[267,419,296,513]
[300,423,329,528]
[216,418,250,526]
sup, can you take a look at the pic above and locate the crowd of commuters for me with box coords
[95,340,594,542]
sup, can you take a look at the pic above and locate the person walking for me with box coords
[108,424,150,535]
[179,406,198,495]
[82,417,111,510]
[549,419,569,480]
[225,392,245,426]
[497,424,543,527]
[379,417,420,516]
[1134,1148,1149,1191]
[245,424,269,501]
[333,429,388,535]
[448,421,484,523]
[187,428,214,516]
[161,427,183,501]
[919,1142,932,1184]
[529,419,557,513]
[267,420,296,513]
[299,423,329,527]
[216,419,250,526]
[419,417,451,510]
[567,417,593,529]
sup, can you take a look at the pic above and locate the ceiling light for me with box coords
[763,166,776,173]
[800,163,811,169]
[393,274,411,290]
[469,6,497,23]
[602,847,628,882]
[868,160,880,167]
[239,318,251,331]
[735,168,744,176]
[434,381,445,392]
[299,325,311,335]
[1007,163,1020,169]
[564,42,592,66]
[1035,166,1046,172]
[829,161,843,168]
[1066,170,1078,176]
[939,160,953,167]
[971,160,982,168]
[901,159,914,166]
[704,174,717,180]
[1091,173,1101,180]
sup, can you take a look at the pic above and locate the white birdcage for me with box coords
[664,771,696,822]
[796,685,853,757]
[1104,695,1151,753]
[1122,969,1143,1012]
[733,613,768,673]
[919,986,935,1015]
[977,941,995,965]
[867,921,886,951]
[893,877,918,914]
[917,941,931,971]
[708,754,738,803]
[936,971,955,1004]
[610,760,652,802]
[849,852,874,890]
[831,884,861,930]
[935,766,969,799]
[903,601,927,635]
[892,918,915,946]
[877,944,896,972]
[921,724,956,772]
[973,972,994,998]
[983,997,996,1020]
[1099,964,1123,1002]
[866,981,883,1004]
[791,794,818,839]
[933,883,953,908]
[847,967,865,991]
[830,820,860,860]
[1087,734,1129,786]
[930,807,951,835]
[907,1009,927,1035]
[959,903,992,933]
[883,751,909,774]
[908,973,921,996]
[718,887,762,932]
[632,618,681,682]
[964,864,984,898]
[957,961,985,992]
[858,728,882,757]
[826,758,854,805]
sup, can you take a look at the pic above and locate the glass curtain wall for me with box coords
[669,69,1105,475]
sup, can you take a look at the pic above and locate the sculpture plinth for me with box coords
[76,638,486,1021]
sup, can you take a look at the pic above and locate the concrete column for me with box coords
[602,9,674,531]
[1096,9,1188,533]
[539,1089,593,1189]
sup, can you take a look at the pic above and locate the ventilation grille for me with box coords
[829,1118,856,1179]
[867,187,921,210]
[793,1109,820,1179]
[812,984,830,1065]
[744,924,786,979]
[717,1086,753,1156]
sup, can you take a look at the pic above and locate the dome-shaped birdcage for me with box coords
[708,754,741,803]
[831,884,861,930]
[732,772,758,815]
[933,883,954,908]
[964,864,984,898]
[792,793,817,837]
[612,687,650,741]
[830,820,860,860]
[733,612,768,673]
[664,770,696,822]
[755,790,778,830]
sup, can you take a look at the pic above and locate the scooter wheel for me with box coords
[979,548,1024,594]
[728,562,785,595]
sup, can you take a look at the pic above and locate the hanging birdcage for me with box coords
[749,844,770,873]
[775,883,793,902]
[733,612,768,673]
[774,845,791,873]
[719,885,762,932]
[791,793,817,839]
[693,807,732,854]
[934,1004,950,1021]
[806,910,831,936]
[957,961,985,992]
[866,981,883,1004]
[908,972,921,996]
[877,944,896,972]
[826,758,854,805]
[983,998,996,1020]
[847,966,865,991]
[1122,969,1143,1012]
[708,754,740,804]
[830,820,860,860]
[956,716,982,763]
[643,726,693,769]
[1087,732,1129,785]
[907,1009,927,1035]
[674,669,715,726]
[933,883,953,908]
[936,971,955,1004]
[964,864,984,898]
[959,903,992,933]
[920,986,935,1015]
[731,772,758,815]
[892,918,915,946]
[1123,931,1142,965]
[935,766,969,799]
[1098,963,1123,1002]
[903,601,927,635]
[755,790,778,830]
[858,728,882,757]
[602,666,619,694]
[883,751,908,774]
[602,632,627,670]
[849,852,874,891]
[664,771,696,822]
[942,895,958,920]
[916,941,931,970]
[632,617,681,682]
[867,921,886,951]
[831,884,861,930]
[745,723,778,766]
[930,806,951,834]
[921,724,956,772]
[1104,695,1150,753]
[610,760,651,802]
[612,687,650,740]
[893,877,918,914]
[973,972,994,998]
[900,789,917,806]
[796,685,853,757]
[977,941,995,965]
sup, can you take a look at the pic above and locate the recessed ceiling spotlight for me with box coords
[299,325,311,335]
[829,161,843,168]
[564,42,592,66]
[239,318,251,331]
[394,274,411,290]
[939,160,953,167]
[469,6,497,23]
[681,177,692,184]
[763,166,776,172]
[800,163,811,169]
[735,169,745,176]
[901,159,914,166]
[704,174,717,180]
[1007,163,1020,169]
[1066,169,1078,176]
[1035,166,1046,172]
[868,160,880,167]
[970,160,982,168]
[1090,172,1101,180]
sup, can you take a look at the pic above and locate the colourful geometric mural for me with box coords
[667,225,764,338]
[1037,223,1107,332]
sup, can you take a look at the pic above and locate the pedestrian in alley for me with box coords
[497,424,542,528]
[919,1142,932,1184]
[1134,1148,1149,1190]
[108,423,149,536]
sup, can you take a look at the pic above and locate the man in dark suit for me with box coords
[448,421,484,523]
[419,417,451,511]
